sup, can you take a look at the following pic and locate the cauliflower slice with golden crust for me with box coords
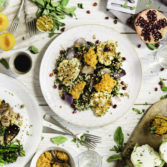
[97,40,117,66]
[69,81,86,99]
[90,92,112,116]
[84,48,97,69]
[94,74,116,93]
[57,58,81,86]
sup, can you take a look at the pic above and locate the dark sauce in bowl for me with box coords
[14,54,32,73]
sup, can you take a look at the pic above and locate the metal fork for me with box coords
[26,18,37,37]
[43,114,102,149]
[9,0,25,33]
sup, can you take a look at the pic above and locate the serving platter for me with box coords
[40,25,142,128]
[0,73,42,167]
[117,99,167,167]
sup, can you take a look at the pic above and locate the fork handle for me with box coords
[16,0,25,18]
[43,114,77,138]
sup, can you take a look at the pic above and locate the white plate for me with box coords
[0,73,42,167]
[40,25,142,128]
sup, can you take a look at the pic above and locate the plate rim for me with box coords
[0,73,42,166]
[39,24,142,128]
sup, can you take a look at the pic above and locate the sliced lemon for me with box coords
[36,15,53,32]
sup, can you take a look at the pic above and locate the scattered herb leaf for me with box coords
[29,45,39,54]
[0,58,9,69]
[107,154,122,162]
[150,125,156,134]
[160,78,167,91]
[160,94,167,100]
[146,43,159,50]
[146,0,152,8]
[130,6,136,10]
[51,136,67,145]
[132,108,144,114]
[78,3,83,9]
[122,1,128,8]
[114,126,124,146]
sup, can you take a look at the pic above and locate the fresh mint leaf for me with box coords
[51,136,68,145]
[150,125,156,134]
[29,45,39,54]
[130,6,136,10]
[122,1,128,8]
[49,32,55,38]
[132,108,144,114]
[146,0,152,8]
[32,0,45,7]
[78,3,83,9]
[107,154,122,162]
[60,0,69,7]
[160,78,167,91]
[146,43,159,50]
[160,94,167,100]
[63,6,76,17]
[110,145,123,153]
[0,58,9,69]
[114,126,124,146]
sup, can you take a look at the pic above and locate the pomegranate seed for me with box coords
[86,10,91,14]
[121,81,125,85]
[160,67,165,71]
[122,57,126,61]
[137,44,141,48]
[95,40,99,44]
[113,104,117,109]
[114,19,118,24]
[122,87,127,90]
[105,17,109,20]
[154,87,158,91]
[60,50,64,54]
[53,84,57,89]
[49,73,53,77]
[61,27,65,32]
[72,110,77,114]
[93,2,97,6]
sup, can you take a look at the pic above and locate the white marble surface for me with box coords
[0,0,167,167]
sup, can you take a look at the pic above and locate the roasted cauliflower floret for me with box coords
[94,74,116,93]
[90,92,112,116]
[55,151,69,162]
[84,48,97,69]
[57,58,81,86]
[97,40,117,66]
[69,81,86,99]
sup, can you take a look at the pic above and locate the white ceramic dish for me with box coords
[30,146,76,167]
[40,25,142,128]
[0,73,42,167]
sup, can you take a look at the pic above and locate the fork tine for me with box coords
[84,134,102,141]
[84,141,96,149]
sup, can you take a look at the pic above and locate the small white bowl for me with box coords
[9,51,32,75]
[30,145,76,167]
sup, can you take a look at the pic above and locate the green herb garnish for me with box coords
[108,127,125,163]
[0,58,9,69]
[29,45,39,54]
[160,78,167,91]
[32,0,76,36]
[146,43,159,50]
[122,1,128,8]
[78,3,83,9]
[132,108,144,114]
[51,136,68,145]
[107,154,122,162]
[130,6,136,10]
[160,94,167,100]
[146,0,152,8]
[150,125,156,134]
